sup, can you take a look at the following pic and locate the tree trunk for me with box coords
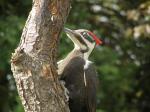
[11,0,71,112]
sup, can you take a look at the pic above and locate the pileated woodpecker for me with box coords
[58,28,102,112]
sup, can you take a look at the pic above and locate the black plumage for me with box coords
[59,50,98,112]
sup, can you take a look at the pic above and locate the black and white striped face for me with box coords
[64,28,102,53]
[75,29,96,44]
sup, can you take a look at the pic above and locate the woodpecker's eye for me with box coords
[82,32,94,43]
[82,32,87,36]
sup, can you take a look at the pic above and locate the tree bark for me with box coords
[11,0,71,112]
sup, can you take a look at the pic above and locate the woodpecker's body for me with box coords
[58,28,102,112]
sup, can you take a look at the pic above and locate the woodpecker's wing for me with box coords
[59,56,98,112]
[57,50,83,76]
[85,63,98,112]
[60,56,86,112]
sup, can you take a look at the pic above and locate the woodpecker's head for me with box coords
[64,28,102,53]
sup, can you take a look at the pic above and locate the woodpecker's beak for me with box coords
[64,27,88,52]
[64,27,79,42]
[64,27,75,35]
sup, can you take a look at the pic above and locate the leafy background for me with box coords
[0,0,150,112]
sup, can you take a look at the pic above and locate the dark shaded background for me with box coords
[0,0,150,112]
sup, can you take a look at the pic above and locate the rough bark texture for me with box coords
[11,0,71,112]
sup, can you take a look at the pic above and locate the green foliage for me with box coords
[0,0,150,112]
[13,96,24,112]
[0,15,25,70]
